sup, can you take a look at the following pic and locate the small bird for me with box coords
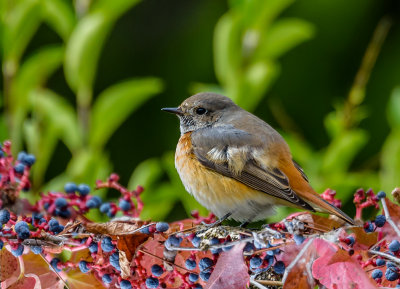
[162,92,355,225]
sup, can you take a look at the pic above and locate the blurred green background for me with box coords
[1,0,399,222]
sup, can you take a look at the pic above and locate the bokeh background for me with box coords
[1,0,399,222]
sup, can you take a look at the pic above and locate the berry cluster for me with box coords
[2,140,400,289]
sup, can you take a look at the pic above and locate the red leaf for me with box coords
[0,247,19,282]
[312,239,377,289]
[282,240,317,289]
[205,243,249,289]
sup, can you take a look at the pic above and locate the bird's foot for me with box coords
[201,213,231,228]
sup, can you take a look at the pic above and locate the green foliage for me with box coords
[1,0,163,195]
[207,0,314,111]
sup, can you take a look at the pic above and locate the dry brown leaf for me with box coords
[85,220,144,235]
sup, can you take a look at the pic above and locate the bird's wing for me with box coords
[191,127,315,211]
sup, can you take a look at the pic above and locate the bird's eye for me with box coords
[195,107,207,115]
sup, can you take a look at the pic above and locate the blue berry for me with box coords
[294,234,305,245]
[31,246,42,254]
[0,209,10,225]
[102,274,112,284]
[11,244,24,257]
[364,221,374,233]
[191,236,201,247]
[100,203,111,214]
[151,264,163,277]
[77,184,90,196]
[199,257,213,272]
[155,222,169,232]
[55,198,68,208]
[165,235,182,248]
[386,267,399,281]
[50,258,61,272]
[120,280,132,289]
[375,215,386,227]
[20,153,35,166]
[119,199,131,211]
[79,260,90,273]
[185,259,197,270]
[250,256,263,269]
[17,152,27,162]
[264,254,274,267]
[89,242,98,253]
[14,163,25,174]
[389,240,400,252]
[55,208,71,218]
[86,196,102,208]
[101,236,115,252]
[53,225,64,235]
[49,219,59,230]
[210,237,221,254]
[0,240,3,250]
[274,261,285,274]
[377,191,386,199]
[139,226,150,234]
[371,269,383,279]
[387,262,397,268]
[189,273,199,282]
[346,236,355,246]
[145,277,159,288]
[15,221,30,239]
[376,258,385,266]
[32,212,43,221]
[109,251,120,271]
[199,271,211,281]
[193,284,203,289]
[64,182,78,194]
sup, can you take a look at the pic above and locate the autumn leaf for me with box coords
[312,239,377,289]
[205,243,249,289]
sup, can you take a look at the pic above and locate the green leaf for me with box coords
[64,11,112,97]
[24,118,59,190]
[91,0,140,18]
[238,59,279,111]
[128,158,164,191]
[64,0,141,103]
[213,12,242,98]
[321,129,368,173]
[89,77,163,149]
[380,131,400,192]
[387,87,400,128]
[188,83,224,96]
[258,18,315,59]
[11,45,64,109]
[8,45,64,153]
[240,0,294,29]
[3,0,42,65]
[30,89,82,152]
[42,0,76,41]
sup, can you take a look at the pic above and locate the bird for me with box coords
[162,92,355,225]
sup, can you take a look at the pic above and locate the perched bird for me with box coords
[162,93,355,225]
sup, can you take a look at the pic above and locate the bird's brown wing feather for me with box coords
[191,127,315,211]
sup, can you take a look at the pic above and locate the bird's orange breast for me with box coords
[174,132,282,221]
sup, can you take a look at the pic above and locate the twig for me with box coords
[282,237,314,284]
[249,275,269,289]
[381,198,400,237]
[257,280,284,286]
[369,250,400,265]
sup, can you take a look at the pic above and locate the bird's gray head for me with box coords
[162,92,238,134]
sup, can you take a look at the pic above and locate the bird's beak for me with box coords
[161,107,183,115]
